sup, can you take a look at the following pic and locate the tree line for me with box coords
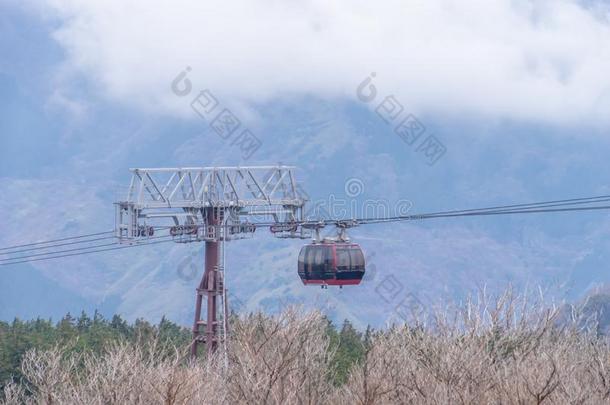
[3,289,610,403]
[0,310,367,396]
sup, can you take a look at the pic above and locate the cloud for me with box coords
[31,0,610,127]
[6,0,610,325]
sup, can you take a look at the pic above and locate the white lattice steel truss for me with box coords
[115,166,308,242]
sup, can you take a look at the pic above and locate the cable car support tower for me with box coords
[114,166,308,357]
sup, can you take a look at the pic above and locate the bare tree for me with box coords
[226,308,333,405]
[5,289,610,404]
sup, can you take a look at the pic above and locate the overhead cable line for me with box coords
[0,236,118,255]
[3,194,610,266]
[0,238,174,266]
[0,231,115,251]
[0,235,174,263]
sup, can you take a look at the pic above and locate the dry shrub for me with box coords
[335,288,610,404]
[1,382,31,405]
[226,308,333,404]
[3,291,610,405]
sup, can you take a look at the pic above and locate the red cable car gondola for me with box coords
[297,241,365,287]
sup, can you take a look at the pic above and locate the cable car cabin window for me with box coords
[298,248,306,274]
[336,248,352,271]
[337,246,365,272]
[313,248,324,277]
[349,248,365,271]
[305,247,316,275]
[302,245,331,279]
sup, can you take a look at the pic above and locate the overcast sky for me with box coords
[2,0,610,324]
[28,0,610,126]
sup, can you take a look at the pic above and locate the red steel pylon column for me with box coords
[191,208,223,358]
